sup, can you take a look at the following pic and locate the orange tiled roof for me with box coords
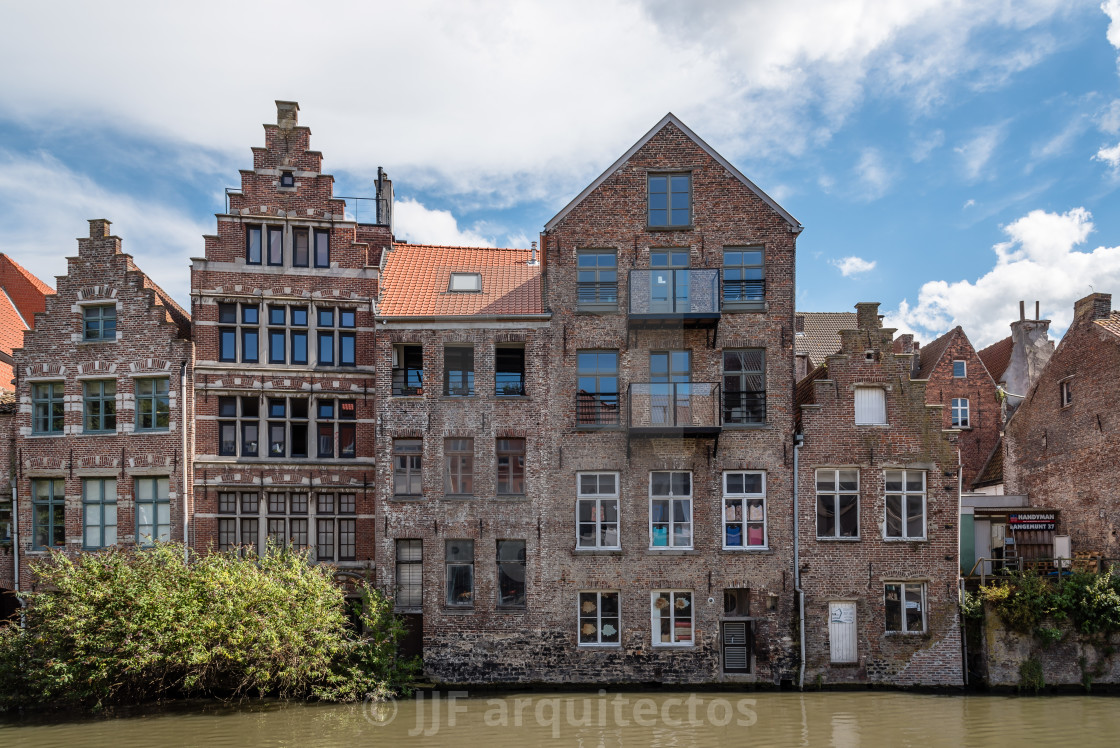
[1096,312,1120,339]
[0,253,52,328]
[0,288,29,356]
[978,335,1013,383]
[378,243,544,317]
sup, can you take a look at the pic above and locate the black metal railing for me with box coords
[576,392,620,426]
[496,373,527,397]
[628,269,720,316]
[392,368,423,396]
[628,382,721,430]
[723,390,766,424]
[722,279,765,303]
[577,281,618,306]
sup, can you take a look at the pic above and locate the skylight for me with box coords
[448,272,482,292]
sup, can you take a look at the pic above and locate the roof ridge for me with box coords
[391,242,530,252]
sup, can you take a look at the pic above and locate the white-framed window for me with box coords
[649,471,692,548]
[448,272,482,292]
[816,469,859,538]
[952,360,966,378]
[723,471,766,549]
[651,590,693,646]
[579,590,620,646]
[885,582,926,633]
[884,470,926,540]
[854,387,886,425]
[951,398,970,428]
[1060,378,1073,408]
[576,472,620,549]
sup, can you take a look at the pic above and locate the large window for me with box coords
[577,249,618,308]
[495,346,526,396]
[576,350,619,426]
[266,397,309,458]
[82,478,117,549]
[444,346,474,396]
[951,398,970,428]
[576,472,619,549]
[854,387,887,426]
[652,590,693,646]
[318,307,356,367]
[444,438,474,496]
[393,344,424,396]
[579,591,620,646]
[650,471,692,548]
[135,378,170,431]
[32,381,64,434]
[268,306,288,364]
[395,539,423,609]
[293,228,310,267]
[723,349,765,424]
[32,478,65,549]
[83,380,116,433]
[445,540,474,607]
[314,229,331,268]
[496,438,525,495]
[246,225,263,265]
[393,439,423,496]
[267,226,283,266]
[217,491,260,554]
[317,399,356,458]
[885,582,926,633]
[648,173,691,227]
[722,248,764,305]
[723,471,766,549]
[218,396,259,457]
[218,302,259,364]
[885,470,926,540]
[266,492,308,550]
[83,305,117,341]
[497,540,526,608]
[316,493,356,562]
[817,469,859,538]
[136,477,171,546]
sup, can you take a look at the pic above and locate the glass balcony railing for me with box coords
[628,269,720,317]
[627,382,721,432]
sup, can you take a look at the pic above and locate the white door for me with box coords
[828,602,857,664]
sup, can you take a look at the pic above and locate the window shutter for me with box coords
[854,387,886,425]
[722,622,751,673]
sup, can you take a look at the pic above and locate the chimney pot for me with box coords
[276,100,299,128]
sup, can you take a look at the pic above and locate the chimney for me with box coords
[854,302,881,330]
[376,167,394,234]
[1073,293,1112,323]
[528,241,539,266]
[276,101,299,129]
[89,218,112,238]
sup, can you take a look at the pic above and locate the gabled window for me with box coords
[885,583,926,633]
[817,469,859,539]
[577,472,620,549]
[393,344,424,395]
[723,471,766,549]
[83,305,117,341]
[135,378,170,431]
[952,360,966,378]
[448,272,482,292]
[280,171,295,188]
[83,380,116,433]
[648,173,691,227]
[951,398,970,428]
[444,346,474,396]
[650,471,692,548]
[885,470,926,540]
[32,382,65,434]
[854,386,887,425]
[136,477,171,546]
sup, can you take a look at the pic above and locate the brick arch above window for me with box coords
[128,358,176,374]
[77,361,118,376]
[25,363,65,377]
[75,286,119,301]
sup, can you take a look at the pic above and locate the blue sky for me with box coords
[2,0,1120,347]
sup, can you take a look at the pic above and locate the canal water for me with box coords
[1,690,1117,747]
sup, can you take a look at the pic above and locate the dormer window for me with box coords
[280,171,295,188]
[448,273,482,292]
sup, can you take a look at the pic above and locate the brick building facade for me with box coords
[1004,293,1120,555]
[190,102,390,578]
[8,219,193,592]
[796,303,962,686]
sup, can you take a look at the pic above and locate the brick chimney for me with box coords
[1073,292,1112,323]
[855,302,881,330]
[276,100,299,129]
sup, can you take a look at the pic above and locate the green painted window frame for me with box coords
[83,379,117,433]
[82,477,117,549]
[83,304,117,341]
[31,478,65,550]
[31,381,65,434]
[135,378,170,431]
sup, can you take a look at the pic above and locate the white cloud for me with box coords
[911,129,945,162]
[831,256,878,276]
[0,0,1074,209]
[1104,0,1120,51]
[393,198,495,248]
[0,150,206,307]
[883,207,1120,347]
[955,125,1005,181]
[963,198,976,209]
[1095,142,1120,169]
[854,148,892,199]
[1095,98,1120,134]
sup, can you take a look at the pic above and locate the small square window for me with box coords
[280,172,295,188]
[448,272,482,292]
[952,360,966,378]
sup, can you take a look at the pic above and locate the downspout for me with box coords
[10,476,18,595]
[793,432,805,690]
[181,359,189,562]
[957,446,968,687]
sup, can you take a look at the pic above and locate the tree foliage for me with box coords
[978,568,1120,641]
[0,543,418,709]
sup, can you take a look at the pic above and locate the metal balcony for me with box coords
[723,390,766,425]
[576,391,621,427]
[627,382,722,438]
[628,269,721,333]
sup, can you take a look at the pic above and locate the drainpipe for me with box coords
[10,476,18,595]
[793,432,805,690]
[181,360,189,562]
[957,446,968,687]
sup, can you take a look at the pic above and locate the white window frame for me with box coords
[651,590,694,647]
[854,386,887,426]
[885,582,927,634]
[1060,378,1073,408]
[816,468,860,539]
[578,590,621,647]
[951,397,970,428]
[649,471,692,549]
[952,360,966,378]
[576,472,620,550]
[722,471,767,550]
[884,470,926,541]
[449,272,482,292]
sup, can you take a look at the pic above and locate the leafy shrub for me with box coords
[1053,569,1120,637]
[0,542,417,709]
[978,572,1057,635]
[1018,657,1044,694]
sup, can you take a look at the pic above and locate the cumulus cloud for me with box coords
[1095,142,1120,169]
[1104,0,1120,51]
[393,198,496,248]
[0,150,206,306]
[883,207,1120,347]
[831,256,878,277]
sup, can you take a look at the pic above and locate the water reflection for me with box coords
[1,690,1119,747]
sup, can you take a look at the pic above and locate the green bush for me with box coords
[1019,657,1045,694]
[978,572,1057,635]
[1053,570,1120,637]
[976,568,1120,643]
[0,542,418,709]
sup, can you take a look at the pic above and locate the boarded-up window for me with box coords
[854,387,886,425]
[829,601,858,663]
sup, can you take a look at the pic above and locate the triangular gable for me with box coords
[544,113,801,232]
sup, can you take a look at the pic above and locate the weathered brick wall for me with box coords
[798,304,963,687]
[0,409,14,595]
[1004,294,1120,555]
[921,329,1001,489]
[11,219,193,591]
[191,102,384,573]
